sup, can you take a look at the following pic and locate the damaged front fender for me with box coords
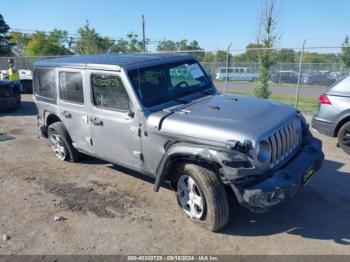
[153,142,253,192]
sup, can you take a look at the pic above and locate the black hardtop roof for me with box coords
[34,53,194,69]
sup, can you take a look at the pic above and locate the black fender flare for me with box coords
[153,142,227,192]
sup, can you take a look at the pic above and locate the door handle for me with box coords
[61,110,72,119]
[91,117,103,126]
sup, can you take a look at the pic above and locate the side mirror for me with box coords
[208,74,213,82]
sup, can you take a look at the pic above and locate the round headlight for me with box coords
[257,140,271,163]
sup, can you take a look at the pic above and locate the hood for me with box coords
[147,94,297,146]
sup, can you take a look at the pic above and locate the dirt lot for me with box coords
[0,95,349,255]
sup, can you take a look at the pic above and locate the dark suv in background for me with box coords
[0,80,21,111]
[312,74,350,154]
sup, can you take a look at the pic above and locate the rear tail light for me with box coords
[319,94,331,105]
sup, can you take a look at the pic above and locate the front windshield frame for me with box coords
[127,59,213,108]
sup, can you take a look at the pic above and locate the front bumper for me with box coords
[231,137,324,213]
[311,118,335,137]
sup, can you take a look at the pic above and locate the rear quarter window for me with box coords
[34,69,56,99]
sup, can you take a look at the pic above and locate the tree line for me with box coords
[0,13,349,68]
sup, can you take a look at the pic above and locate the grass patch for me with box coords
[228,89,319,113]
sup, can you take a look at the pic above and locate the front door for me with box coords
[87,70,142,168]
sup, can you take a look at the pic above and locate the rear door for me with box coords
[57,68,92,154]
[87,70,142,168]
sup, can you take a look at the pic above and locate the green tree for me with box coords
[234,43,262,62]
[202,51,216,62]
[73,21,113,54]
[275,48,295,63]
[156,40,176,51]
[9,31,30,56]
[110,39,128,53]
[109,32,145,53]
[25,29,70,56]
[186,40,204,61]
[156,39,204,60]
[341,36,350,68]
[302,52,339,63]
[253,0,279,99]
[126,32,144,53]
[215,50,232,62]
[0,14,13,55]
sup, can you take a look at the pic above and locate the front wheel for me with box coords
[174,163,229,232]
[338,122,350,154]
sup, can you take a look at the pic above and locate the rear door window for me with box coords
[34,69,56,99]
[59,72,84,104]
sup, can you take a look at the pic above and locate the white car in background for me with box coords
[19,69,33,80]
[19,69,33,93]
[216,67,257,82]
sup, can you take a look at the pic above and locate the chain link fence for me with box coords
[1,53,348,113]
[1,56,347,86]
[0,56,62,71]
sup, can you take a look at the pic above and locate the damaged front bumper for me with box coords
[231,137,324,213]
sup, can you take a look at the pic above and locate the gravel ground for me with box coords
[0,95,349,255]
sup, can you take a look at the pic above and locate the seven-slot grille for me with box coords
[268,115,302,167]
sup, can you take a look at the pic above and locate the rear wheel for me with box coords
[338,122,350,154]
[173,163,229,232]
[48,122,81,162]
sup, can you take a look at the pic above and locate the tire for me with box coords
[48,122,81,162]
[173,162,229,232]
[338,121,350,155]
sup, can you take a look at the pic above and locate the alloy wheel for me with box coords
[49,134,67,161]
[177,175,204,219]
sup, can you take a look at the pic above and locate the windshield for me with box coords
[128,60,212,107]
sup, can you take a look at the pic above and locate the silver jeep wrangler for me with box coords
[34,54,324,231]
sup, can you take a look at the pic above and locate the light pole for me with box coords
[225,43,232,93]
[295,39,306,108]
